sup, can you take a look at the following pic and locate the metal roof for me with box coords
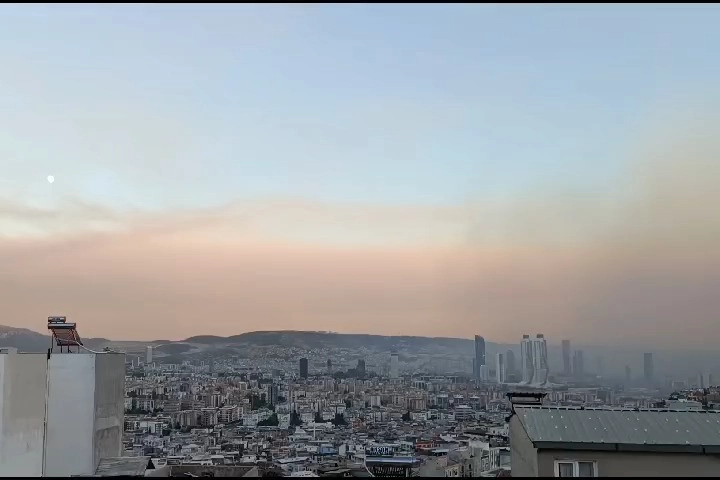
[365,456,420,465]
[515,407,720,453]
[95,457,154,477]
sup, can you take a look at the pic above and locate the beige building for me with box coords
[510,407,720,477]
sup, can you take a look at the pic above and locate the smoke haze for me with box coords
[2,112,719,349]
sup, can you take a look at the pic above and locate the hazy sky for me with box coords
[2,4,720,346]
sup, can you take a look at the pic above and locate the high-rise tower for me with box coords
[496,352,506,383]
[643,353,654,381]
[561,340,571,376]
[531,334,549,385]
[520,335,533,383]
[474,335,486,381]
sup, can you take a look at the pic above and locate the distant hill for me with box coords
[3,325,719,379]
[184,330,478,353]
[0,325,482,355]
[0,325,111,353]
[0,325,53,352]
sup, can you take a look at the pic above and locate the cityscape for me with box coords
[3,3,720,478]
[0,318,719,476]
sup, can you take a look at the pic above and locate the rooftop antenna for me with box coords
[47,316,83,354]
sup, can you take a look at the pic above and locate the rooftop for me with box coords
[515,406,720,454]
[94,457,155,477]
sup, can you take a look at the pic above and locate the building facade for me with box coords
[510,407,720,477]
[0,350,125,477]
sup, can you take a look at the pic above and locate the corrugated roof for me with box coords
[95,456,153,477]
[515,407,720,451]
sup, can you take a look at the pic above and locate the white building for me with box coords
[520,334,534,383]
[0,350,125,477]
[496,352,506,384]
[531,334,549,385]
[146,345,153,364]
[519,333,550,385]
[478,364,489,382]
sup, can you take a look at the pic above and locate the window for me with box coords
[554,460,597,477]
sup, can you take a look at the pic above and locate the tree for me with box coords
[402,411,411,422]
[257,413,279,427]
[290,410,303,427]
[331,413,347,426]
[314,412,324,423]
[251,394,267,410]
[344,399,352,408]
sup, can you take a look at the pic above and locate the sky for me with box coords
[2,4,720,347]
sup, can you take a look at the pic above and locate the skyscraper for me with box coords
[327,358,332,375]
[531,334,549,385]
[474,335,486,381]
[299,357,308,379]
[496,352,506,384]
[561,340,571,376]
[573,350,584,378]
[505,349,516,378]
[268,383,279,406]
[390,353,399,379]
[520,335,533,383]
[478,364,489,382]
[643,353,653,381]
[146,345,153,365]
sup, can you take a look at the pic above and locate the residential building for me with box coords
[510,407,720,476]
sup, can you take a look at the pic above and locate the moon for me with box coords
[47,175,55,184]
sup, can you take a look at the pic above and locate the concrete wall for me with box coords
[44,353,125,477]
[0,353,48,477]
[537,449,720,477]
[92,353,125,467]
[509,415,538,477]
[45,354,97,476]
